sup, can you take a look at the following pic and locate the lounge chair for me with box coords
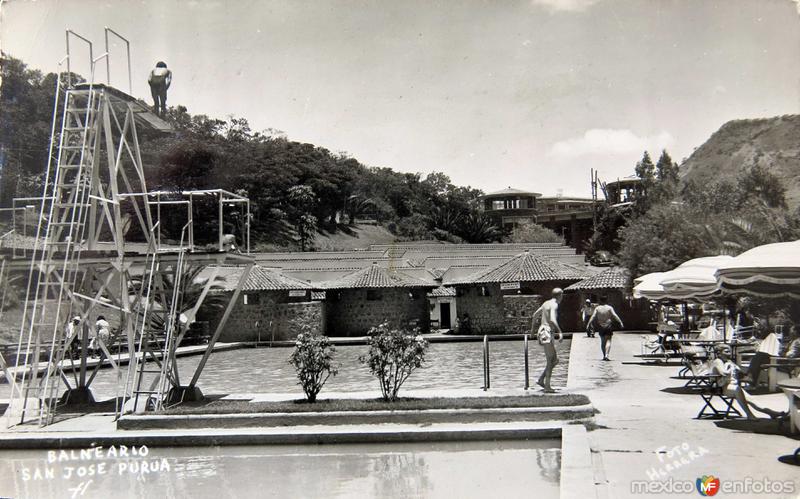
[681,361,718,389]
[696,374,743,420]
[636,322,682,362]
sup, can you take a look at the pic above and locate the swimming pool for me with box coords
[0,440,561,498]
[86,339,570,399]
[0,339,570,400]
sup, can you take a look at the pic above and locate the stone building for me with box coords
[445,250,589,334]
[536,196,595,253]
[565,266,650,330]
[219,265,322,342]
[323,263,436,336]
[479,187,541,230]
[478,187,595,252]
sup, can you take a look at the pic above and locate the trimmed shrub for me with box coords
[360,323,429,401]
[288,330,338,402]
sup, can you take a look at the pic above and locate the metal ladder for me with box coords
[14,84,102,425]
[124,244,189,414]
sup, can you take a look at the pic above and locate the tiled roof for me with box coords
[255,251,386,261]
[428,268,447,280]
[565,267,629,291]
[369,242,565,251]
[481,187,541,197]
[221,265,313,291]
[428,286,456,297]
[446,251,589,285]
[321,263,436,289]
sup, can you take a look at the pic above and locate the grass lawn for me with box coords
[162,393,590,415]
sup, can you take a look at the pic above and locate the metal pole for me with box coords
[524,334,529,390]
[186,199,192,250]
[79,322,88,387]
[65,31,71,88]
[156,193,161,248]
[483,335,490,390]
[104,27,133,95]
[10,199,17,239]
[126,38,132,95]
[66,30,93,88]
[246,200,251,254]
[218,192,224,251]
[104,29,110,85]
[188,193,194,249]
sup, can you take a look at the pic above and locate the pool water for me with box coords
[87,339,570,399]
[0,339,570,400]
[0,440,561,498]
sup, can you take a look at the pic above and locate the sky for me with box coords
[1,0,799,197]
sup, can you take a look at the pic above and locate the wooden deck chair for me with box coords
[696,375,743,420]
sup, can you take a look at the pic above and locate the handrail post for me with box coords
[65,30,93,89]
[482,335,490,390]
[524,334,529,390]
[104,27,133,94]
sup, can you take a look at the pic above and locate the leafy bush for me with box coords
[288,330,338,402]
[359,324,429,401]
[504,221,563,244]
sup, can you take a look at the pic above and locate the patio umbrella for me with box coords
[632,272,669,300]
[715,240,800,299]
[659,255,734,300]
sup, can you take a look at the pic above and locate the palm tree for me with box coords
[345,194,376,225]
[428,205,463,234]
[703,202,791,256]
[133,262,229,337]
[458,210,502,243]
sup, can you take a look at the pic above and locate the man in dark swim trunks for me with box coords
[148,61,172,116]
[587,295,623,361]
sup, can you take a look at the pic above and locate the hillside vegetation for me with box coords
[681,115,800,209]
[1,55,565,251]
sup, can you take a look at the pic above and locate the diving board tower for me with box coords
[8,28,173,426]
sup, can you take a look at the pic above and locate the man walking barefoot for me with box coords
[531,288,564,393]
[587,295,623,361]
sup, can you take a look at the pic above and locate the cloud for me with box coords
[530,0,601,13]
[548,129,675,158]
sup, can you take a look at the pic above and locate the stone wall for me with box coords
[517,281,583,331]
[220,291,325,342]
[456,281,583,334]
[503,295,543,335]
[326,288,430,336]
[454,284,505,334]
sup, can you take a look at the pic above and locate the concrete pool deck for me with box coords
[567,332,799,499]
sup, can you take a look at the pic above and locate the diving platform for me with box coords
[73,83,172,132]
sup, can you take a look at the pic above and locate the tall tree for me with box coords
[632,151,656,214]
[286,185,318,251]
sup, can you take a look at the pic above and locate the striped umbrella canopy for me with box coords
[632,272,669,300]
[715,240,800,299]
[659,255,734,300]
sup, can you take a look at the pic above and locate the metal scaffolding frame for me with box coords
[118,189,251,253]
[5,28,253,427]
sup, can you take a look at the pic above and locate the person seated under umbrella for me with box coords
[702,344,786,420]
